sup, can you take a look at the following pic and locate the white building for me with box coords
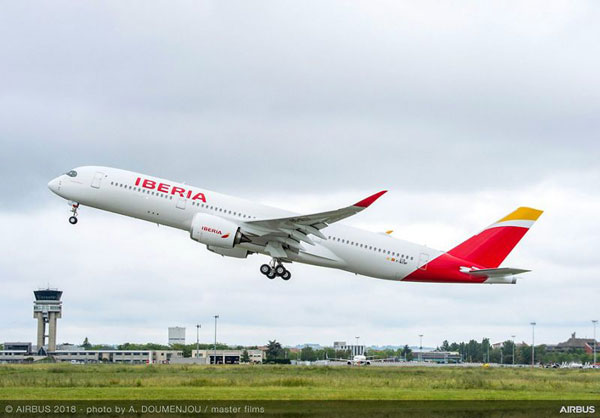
[168,327,186,346]
[0,349,183,364]
[333,341,365,356]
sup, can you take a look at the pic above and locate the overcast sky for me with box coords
[1,1,599,349]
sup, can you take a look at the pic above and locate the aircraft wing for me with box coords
[242,191,387,258]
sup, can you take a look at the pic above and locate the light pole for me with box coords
[530,322,536,367]
[593,320,598,365]
[511,335,516,366]
[214,315,219,365]
[419,334,423,362]
[196,324,201,359]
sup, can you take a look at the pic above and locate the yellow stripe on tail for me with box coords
[496,207,544,223]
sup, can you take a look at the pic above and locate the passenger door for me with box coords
[418,253,429,270]
[91,171,104,189]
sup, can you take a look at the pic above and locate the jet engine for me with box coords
[190,213,248,249]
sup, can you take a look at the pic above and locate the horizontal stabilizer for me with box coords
[467,267,530,277]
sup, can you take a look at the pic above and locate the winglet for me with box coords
[354,190,387,208]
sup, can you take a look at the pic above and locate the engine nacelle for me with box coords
[190,213,245,249]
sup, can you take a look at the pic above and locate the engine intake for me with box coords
[190,213,247,249]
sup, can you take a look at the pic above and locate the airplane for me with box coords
[48,166,543,283]
[344,355,371,366]
[334,354,394,366]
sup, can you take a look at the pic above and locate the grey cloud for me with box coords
[1,1,599,210]
[1,1,598,347]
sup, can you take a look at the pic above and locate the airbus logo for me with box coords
[135,178,207,202]
[559,406,595,414]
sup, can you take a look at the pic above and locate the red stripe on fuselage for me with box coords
[402,253,487,284]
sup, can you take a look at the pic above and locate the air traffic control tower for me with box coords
[33,289,62,352]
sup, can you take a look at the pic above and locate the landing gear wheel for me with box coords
[281,270,291,281]
[266,269,276,279]
[68,202,80,225]
[275,265,286,276]
[260,264,271,275]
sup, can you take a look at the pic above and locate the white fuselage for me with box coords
[48,166,441,281]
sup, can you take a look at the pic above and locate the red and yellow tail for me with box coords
[447,207,543,268]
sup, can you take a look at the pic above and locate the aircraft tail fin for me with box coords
[447,207,543,268]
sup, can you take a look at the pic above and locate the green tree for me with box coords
[82,337,92,350]
[466,340,481,362]
[241,350,250,363]
[502,340,516,364]
[489,347,502,363]
[401,345,413,361]
[516,344,531,365]
[482,338,490,363]
[265,340,284,360]
[440,340,450,351]
[300,346,317,361]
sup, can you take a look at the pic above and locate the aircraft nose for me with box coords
[48,177,60,194]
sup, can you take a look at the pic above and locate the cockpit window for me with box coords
[66,170,78,177]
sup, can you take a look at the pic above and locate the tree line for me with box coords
[78,337,595,364]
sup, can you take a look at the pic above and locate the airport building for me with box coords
[333,341,365,356]
[52,349,183,364]
[546,332,598,355]
[416,351,462,364]
[33,288,63,353]
[168,327,186,346]
[0,346,183,364]
[191,349,264,364]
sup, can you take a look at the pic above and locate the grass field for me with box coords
[0,364,598,400]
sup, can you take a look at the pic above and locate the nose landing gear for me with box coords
[260,260,292,281]
[68,202,80,225]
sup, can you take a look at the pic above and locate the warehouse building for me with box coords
[191,349,264,364]
[416,351,462,364]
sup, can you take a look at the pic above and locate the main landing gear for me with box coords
[68,202,80,225]
[260,260,292,281]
